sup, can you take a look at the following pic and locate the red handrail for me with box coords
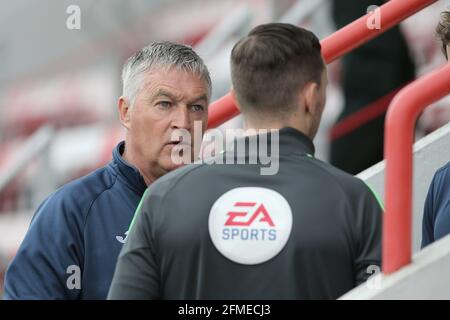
[207,0,437,129]
[383,63,450,274]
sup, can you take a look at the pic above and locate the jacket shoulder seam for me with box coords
[83,170,119,229]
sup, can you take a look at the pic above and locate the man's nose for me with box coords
[171,106,191,130]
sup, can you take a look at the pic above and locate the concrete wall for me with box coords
[358,122,450,252]
[340,123,450,299]
[340,234,450,299]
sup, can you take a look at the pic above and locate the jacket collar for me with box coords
[276,127,315,156]
[225,127,315,159]
[111,141,147,195]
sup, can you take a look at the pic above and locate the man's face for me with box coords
[123,67,209,181]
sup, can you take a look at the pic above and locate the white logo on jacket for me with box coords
[209,187,293,265]
[116,231,129,244]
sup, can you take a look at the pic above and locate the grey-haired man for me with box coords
[3,42,211,300]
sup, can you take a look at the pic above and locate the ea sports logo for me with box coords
[209,187,293,265]
[225,202,275,226]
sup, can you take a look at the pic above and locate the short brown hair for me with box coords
[230,23,325,117]
[436,10,450,59]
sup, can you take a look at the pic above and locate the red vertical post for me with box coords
[383,63,450,274]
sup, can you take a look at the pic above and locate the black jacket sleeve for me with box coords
[353,182,383,286]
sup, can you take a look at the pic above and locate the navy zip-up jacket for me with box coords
[422,162,450,248]
[3,141,147,299]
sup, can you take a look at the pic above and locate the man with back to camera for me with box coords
[108,23,383,300]
[3,41,211,299]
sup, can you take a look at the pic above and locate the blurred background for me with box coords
[0,0,449,295]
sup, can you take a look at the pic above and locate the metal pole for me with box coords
[383,63,450,274]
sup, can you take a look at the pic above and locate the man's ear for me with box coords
[303,82,319,115]
[230,88,241,112]
[118,96,131,130]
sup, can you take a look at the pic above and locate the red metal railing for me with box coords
[383,63,450,274]
[207,0,437,129]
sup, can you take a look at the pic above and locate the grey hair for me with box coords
[121,41,212,105]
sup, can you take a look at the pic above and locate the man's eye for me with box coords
[157,101,171,109]
[191,105,204,112]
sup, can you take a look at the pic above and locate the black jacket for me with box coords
[108,127,382,300]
